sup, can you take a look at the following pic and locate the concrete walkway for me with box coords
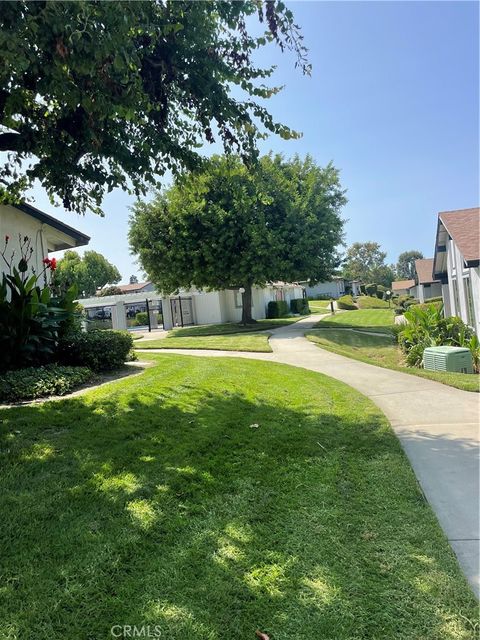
[137,314,480,596]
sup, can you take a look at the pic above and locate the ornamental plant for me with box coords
[0,235,78,371]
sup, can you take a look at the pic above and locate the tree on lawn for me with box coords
[54,250,121,297]
[129,154,346,324]
[0,1,309,215]
[342,241,395,287]
[396,250,424,280]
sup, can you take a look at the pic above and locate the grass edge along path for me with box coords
[306,328,479,392]
[137,332,272,352]
[0,354,477,639]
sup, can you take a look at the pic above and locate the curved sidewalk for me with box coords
[137,314,480,595]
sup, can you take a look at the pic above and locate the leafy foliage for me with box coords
[0,1,309,214]
[357,295,390,309]
[0,364,93,402]
[53,250,121,297]
[98,285,123,297]
[58,329,134,372]
[399,304,478,370]
[0,236,78,371]
[342,242,395,286]
[337,295,357,310]
[267,300,289,318]
[290,298,310,314]
[130,154,346,322]
[396,250,423,280]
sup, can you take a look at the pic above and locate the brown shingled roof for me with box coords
[392,279,415,291]
[118,282,151,293]
[439,207,480,263]
[414,258,439,284]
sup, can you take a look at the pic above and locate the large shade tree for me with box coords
[129,154,346,323]
[396,250,424,280]
[0,1,309,215]
[53,250,121,297]
[342,241,395,287]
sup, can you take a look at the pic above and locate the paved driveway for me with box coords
[137,313,480,596]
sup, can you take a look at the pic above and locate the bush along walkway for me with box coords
[137,314,480,597]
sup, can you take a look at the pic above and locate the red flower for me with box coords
[42,256,57,271]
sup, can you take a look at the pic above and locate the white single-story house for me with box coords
[0,202,90,278]
[411,258,442,302]
[433,207,479,335]
[391,279,415,296]
[304,277,345,299]
[79,282,305,331]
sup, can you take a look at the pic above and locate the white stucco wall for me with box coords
[305,280,344,299]
[0,204,81,279]
[445,237,480,335]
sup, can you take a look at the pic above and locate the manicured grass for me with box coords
[317,308,395,331]
[357,295,391,309]
[306,329,479,392]
[0,355,477,639]
[308,299,332,312]
[169,318,301,338]
[137,332,272,352]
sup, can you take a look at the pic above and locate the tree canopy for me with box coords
[129,154,346,322]
[53,250,121,297]
[396,250,424,280]
[0,1,309,215]
[342,241,395,287]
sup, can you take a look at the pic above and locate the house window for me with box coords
[234,291,243,308]
[275,289,284,301]
[464,276,476,327]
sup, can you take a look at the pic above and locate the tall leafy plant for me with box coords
[0,235,78,371]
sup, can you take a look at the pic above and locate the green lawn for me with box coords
[317,308,395,331]
[168,318,301,338]
[308,299,332,312]
[0,355,476,639]
[357,295,391,309]
[306,329,479,392]
[137,332,272,352]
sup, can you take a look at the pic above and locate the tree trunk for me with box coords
[241,283,255,325]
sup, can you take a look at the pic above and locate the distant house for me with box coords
[433,207,479,335]
[78,282,305,331]
[412,258,442,302]
[0,202,89,278]
[118,281,155,294]
[304,277,345,299]
[391,279,415,296]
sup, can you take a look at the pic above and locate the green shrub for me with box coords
[290,298,310,314]
[58,330,134,372]
[267,300,289,318]
[357,295,390,309]
[0,236,79,371]
[135,311,148,326]
[394,306,404,316]
[365,283,377,297]
[0,365,94,403]
[337,295,357,310]
[360,284,366,295]
[376,284,386,299]
[398,304,478,370]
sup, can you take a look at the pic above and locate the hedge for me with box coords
[290,298,310,314]
[58,330,134,372]
[267,300,289,318]
[337,295,357,310]
[0,365,94,403]
[357,295,390,309]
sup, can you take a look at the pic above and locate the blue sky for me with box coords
[31,1,479,282]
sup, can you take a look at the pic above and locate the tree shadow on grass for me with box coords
[0,360,477,640]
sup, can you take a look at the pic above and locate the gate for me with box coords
[170,297,194,327]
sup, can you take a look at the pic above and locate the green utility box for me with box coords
[423,346,474,374]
